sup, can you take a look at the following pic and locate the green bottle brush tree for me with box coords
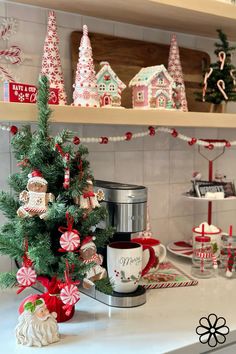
[196,29,236,107]
[0,76,113,306]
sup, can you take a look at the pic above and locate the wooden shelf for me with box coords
[11,0,236,40]
[1,101,236,128]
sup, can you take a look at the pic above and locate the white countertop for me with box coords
[1,255,236,354]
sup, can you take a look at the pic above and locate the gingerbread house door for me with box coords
[101,94,111,106]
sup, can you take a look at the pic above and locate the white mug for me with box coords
[107,241,155,293]
[131,237,166,273]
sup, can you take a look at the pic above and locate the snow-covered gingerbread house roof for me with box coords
[129,64,174,87]
[96,61,126,91]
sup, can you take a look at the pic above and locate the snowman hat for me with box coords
[80,236,96,250]
[28,170,48,186]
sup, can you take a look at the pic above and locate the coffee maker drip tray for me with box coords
[80,286,146,308]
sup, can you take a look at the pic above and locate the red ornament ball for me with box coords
[207,144,214,150]
[73,136,80,145]
[148,126,156,136]
[10,125,18,135]
[188,138,197,146]
[125,132,132,141]
[100,136,108,144]
[171,129,178,138]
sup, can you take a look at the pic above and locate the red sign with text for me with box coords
[4,82,59,105]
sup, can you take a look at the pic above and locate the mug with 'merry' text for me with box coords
[107,241,155,293]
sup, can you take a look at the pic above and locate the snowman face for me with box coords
[28,181,47,193]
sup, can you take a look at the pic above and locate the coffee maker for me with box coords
[81,180,148,308]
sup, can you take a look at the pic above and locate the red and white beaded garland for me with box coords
[1,123,236,149]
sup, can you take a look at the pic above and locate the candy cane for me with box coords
[217,79,228,100]
[0,18,17,40]
[218,51,226,70]
[0,65,15,82]
[0,46,23,65]
[212,254,218,269]
[202,68,213,102]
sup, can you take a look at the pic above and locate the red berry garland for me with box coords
[10,125,18,135]
[125,132,132,141]
[148,126,156,136]
[73,136,80,145]
[188,138,197,146]
[100,136,108,144]
[171,129,178,138]
[207,144,214,150]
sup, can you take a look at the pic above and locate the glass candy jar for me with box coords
[192,236,217,279]
[220,235,236,278]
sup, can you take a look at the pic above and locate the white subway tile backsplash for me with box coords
[144,151,169,184]
[170,151,194,183]
[82,125,115,152]
[82,16,114,35]
[0,255,12,272]
[143,129,169,151]
[0,153,10,191]
[168,215,194,243]
[88,151,115,181]
[8,20,46,68]
[169,128,194,151]
[0,3,6,17]
[114,22,143,40]
[146,184,169,219]
[169,183,194,217]
[215,210,236,233]
[6,2,46,24]
[115,126,144,152]
[54,10,82,30]
[115,151,143,184]
[149,217,169,245]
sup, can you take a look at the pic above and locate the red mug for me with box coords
[131,237,167,273]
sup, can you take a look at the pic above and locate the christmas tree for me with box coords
[197,29,236,105]
[41,10,67,105]
[0,76,113,320]
[72,25,99,107]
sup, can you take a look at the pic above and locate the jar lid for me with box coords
[195,236,211,242]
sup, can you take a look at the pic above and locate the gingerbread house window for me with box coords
[158,77,164,85]
[136,91,144,102]
[99,83,106,91]
[109,83,115,92]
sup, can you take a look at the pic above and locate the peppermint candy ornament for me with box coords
[60,231,80,252]
[16,266,37,287]
[60,284,80,306]
[58,212,80,253]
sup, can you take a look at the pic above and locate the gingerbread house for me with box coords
[96,61,126,107]
[129,65,174,109]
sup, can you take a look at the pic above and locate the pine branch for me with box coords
[95,277,113,295]
[37,75,52,140]
[0,238,24,260]
[0,192,20,219]
[0,272,17,289]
